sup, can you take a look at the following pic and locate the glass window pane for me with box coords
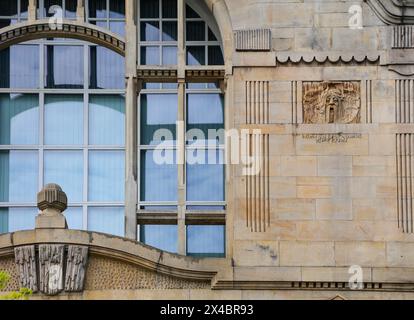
[44,151,83,203]
[0,94,39,145]
[187,93,224,145]
[208,28,218,41]
[0,151,38,203]
[208,46,224,65]
[44,95,83,145]
[89,95,125,145]
[88,207,124,237]
[88,151,125,202]
[0,208,8,234]
[45,46,84,89]
[141,21,160,41]
[140,0,159,18]
[140,225,177,253]
[109,21,125,37]
[140,150,177,202]
[20,0,29,18]
[187,46,205,66]
[109,0,125,18]
[162,46,177,65]
[89,46,125,89]
[65,207,83,230]
[186,22,205,41]
[0,45,39,89]
[0,0,18,16]
[8,207,37,233]
[162,21,177,41]
[162,0,177,18]
[186,149,224,202]
[141,94,177,145]
[186,5,200,18]
[141,46,159,65]
[88,0,106,18]
[65,0,77,18]
[187,225,225,257]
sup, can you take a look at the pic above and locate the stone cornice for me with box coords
[0,229,227,282]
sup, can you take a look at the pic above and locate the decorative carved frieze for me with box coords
[235,29,271,52]
[65,246,89,292]
[14,245,38,293]
[303,82,361,124]
[39,244,65,295]
[14,244,89,296]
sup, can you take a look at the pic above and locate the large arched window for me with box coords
[0,0,226,258]
[0,1,126,236]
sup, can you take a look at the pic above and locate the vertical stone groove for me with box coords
[245,81,270,232]
[397,133,414,233]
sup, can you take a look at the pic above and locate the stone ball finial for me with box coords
[37,183,68,212]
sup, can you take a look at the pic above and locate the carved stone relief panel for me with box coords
[303,81,361,124]
[14,245,38,292]
[14,244,90,296]
[65,245,88,292]
[39,244,65,295]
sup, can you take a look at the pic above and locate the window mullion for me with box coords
[177,78,186,255]
[177,0,185,76]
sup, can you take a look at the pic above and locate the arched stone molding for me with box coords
[365,0,414,24]
[0,229,228,283]
[203,0,234,74]
[0,20,125,56]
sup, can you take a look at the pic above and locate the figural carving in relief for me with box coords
[303,81,361,124]
[14,244,89,296]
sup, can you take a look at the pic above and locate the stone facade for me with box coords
[2,0,414,300]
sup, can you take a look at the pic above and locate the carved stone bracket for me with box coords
[14,244,89,296]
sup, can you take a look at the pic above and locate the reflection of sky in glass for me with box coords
[44,151,83,203]
[187,94,223,124]
[88,207,124,237]
[46,46,83,88]
[88,151,125,202]
[141,225,177,253]
[145,94,177,125]
[64,207,83,230]
[8,208,37,232]
[141,151,177,202]
[9,151,38,203]
[45,95,83,145]
[9,45,39,88]
[186,149,224,202]
[89,95,125,145]
[0,94,39,145]
[187,225,225,256]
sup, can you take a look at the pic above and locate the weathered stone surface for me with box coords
[39,244,65,295]
[14,245,37,292]
[65,246,89,292]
